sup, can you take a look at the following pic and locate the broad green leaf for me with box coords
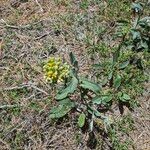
[92,95,112,105]
[131,3,143,13]
[122,93,130,100]
[119,93,131,102]
[102,78,108,86]
[119,61,129,69]
[78,113,86,128]
[103,96,113,103]
[131,30,141,40]
[56,76,78,100]
[139,17,150,22]
[113,74,121,89]
[118,92,122,97]
[49,105,72,119]
[58,98,75,108]
[94,110,101,117]
[141,41,148,49]
[80,78,101,94]
[87,109,93,115]
[92,96,101,104]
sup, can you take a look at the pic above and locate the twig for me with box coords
[35,0,44,12]
[34,31,52,40]
[1,82,49,95]
[29,83,48,95]
[1,84,29,91]
[0,19,30,29]
[0,104,21,109]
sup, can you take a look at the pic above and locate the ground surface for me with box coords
[0,0,150,150]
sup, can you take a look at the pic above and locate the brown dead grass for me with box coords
[0,0,150,150]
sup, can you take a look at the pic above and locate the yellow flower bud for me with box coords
[43,57,70,84]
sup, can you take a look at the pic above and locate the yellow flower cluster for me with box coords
[43,57,70,83]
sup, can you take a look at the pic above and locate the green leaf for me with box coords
[92,95,112,105]
[94,110,101,117]
[131,3,143,13]
[56,75,78,100]
[92,96,101,104]
[118,92,122,97]
[119,61,129,69]
[101,95,112,104]
[49,105,72,119]
[80,78,101,94]
[119,93,131,102]
[58,98,75,108]
[113,74,121,89]
[102,78,108,86]
[78,113,86,128]
[108,71,113,80]
[131,30,141,40]
[122,93,130,100]
[87,106,101,117]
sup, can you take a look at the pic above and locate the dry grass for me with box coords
[0,0,150,149]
